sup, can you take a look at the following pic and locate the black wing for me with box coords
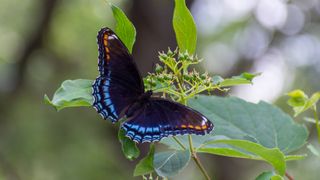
[121,98,214,143]
[92,27,144,123]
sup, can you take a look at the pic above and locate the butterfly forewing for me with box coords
[121,98,214,143]
[92,28,144,122]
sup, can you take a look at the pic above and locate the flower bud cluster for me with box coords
[144,48,215,99]
[183,71,212,86]
[178,51,200,64]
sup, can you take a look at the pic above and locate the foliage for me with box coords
[173,0,197,54]
[287,89,320,156]
[134,144,155,176]
[118,129,140,161]
[189,96,308,154]
[256,171,283,180]
[44,79,93,111]
[160,96,307,177]
[212,72,261,87]
[111,4,136,53]
[203,139,287,175]
[44,1,312,180]
[287,89,320,117]
[153,150,190,177]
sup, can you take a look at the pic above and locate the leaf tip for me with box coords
[43,94,51,104]
[44,94,60,111]
[110,3,118,11]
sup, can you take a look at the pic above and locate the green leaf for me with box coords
[256,171,283,180]
[188,95,308,154]
[308,92,320,107]
[111,4,136,53]
[161,96,308,176]
[196,138,259,160]
[212,75,224,85]
[153,150,190,177]
[287,89,308,107]
[198,146,257,159]
[134,144,155,176]
[256,171,276,180]
[163,136,305,162]
[165,135,260,160]
[173,0,197,54]
[44,79,93,111]
[218,72,261,87]
[201,139,286,175]
[300,92,320,116]
[118,128,140,161]
[270,175,284,180]
[287,90,320,116]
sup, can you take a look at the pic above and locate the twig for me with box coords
[285,171,294,180]
[188,135,211,180]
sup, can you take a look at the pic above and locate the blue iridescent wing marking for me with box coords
[92,28,144,123]
[121,98,214,143]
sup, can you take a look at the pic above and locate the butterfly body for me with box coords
[125,90,152,117]
[92,27,213,143]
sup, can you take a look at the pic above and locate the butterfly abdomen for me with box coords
[125,90,153,117]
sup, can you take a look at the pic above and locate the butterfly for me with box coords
[92,27,214,143]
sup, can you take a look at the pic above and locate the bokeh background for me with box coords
[0,0,319,179]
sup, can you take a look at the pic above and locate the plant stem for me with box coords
[313,107,320,144]
[173,137,186,150]
[173,63,211,180]
[188,135,211,180]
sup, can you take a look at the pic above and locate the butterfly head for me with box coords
[139,90,152,101]
[145,90,153,97]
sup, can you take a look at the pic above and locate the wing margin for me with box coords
[122,98,214,143]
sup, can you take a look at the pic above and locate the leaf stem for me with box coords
[285,171,294,180]
[173,137,186,150]
[188,135,211,180]
[312,106,320,144]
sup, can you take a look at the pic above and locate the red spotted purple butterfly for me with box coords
[92,27,213,143]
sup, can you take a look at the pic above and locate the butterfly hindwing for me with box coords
[121,98,214,143]
[92,28,144,122]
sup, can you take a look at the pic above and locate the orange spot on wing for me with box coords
[181,125,187,128]
[103,34,108,46]
[201,125,207,129]
[188,125,194,128]
[195,126,201,130]
[106,54,110,61]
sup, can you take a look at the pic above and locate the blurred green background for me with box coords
[0,0,319,179]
